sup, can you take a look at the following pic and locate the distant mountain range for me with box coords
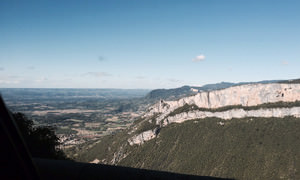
[145,79,285,101]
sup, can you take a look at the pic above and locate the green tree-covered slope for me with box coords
[73,116,300,179]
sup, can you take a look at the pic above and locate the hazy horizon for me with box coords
[1,0,300,89]
[0,78,293,90]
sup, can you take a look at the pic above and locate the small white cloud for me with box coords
[83,72,111,78]
[192,54,205,62]
[281,60,289,65]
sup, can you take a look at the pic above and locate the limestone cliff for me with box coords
[128,83,300,145]
[164,107,300,125]
[146,83,300,123]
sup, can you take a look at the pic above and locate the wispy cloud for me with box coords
[98,56,105,62]
[0,75,21,85]
[0,80,20,84]
[0,67,4,71]
[82,72,111,78]
[35,76,48,83]
[8,75,19,78]
[192,54,206,62]
[136,76,146,79]
[168,78,181,83]
[28,66,35,70]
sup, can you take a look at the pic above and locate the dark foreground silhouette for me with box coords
[34,158,232,180]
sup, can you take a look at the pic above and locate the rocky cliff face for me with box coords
[127,83,300,145]
[145,83,300,123]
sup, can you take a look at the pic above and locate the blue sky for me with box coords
[1,0,300,89]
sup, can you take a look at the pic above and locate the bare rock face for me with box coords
[128,129,157,146]
[129,83,300,145]
[145,83,300,122]
[110,144,128,165]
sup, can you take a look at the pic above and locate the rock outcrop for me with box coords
[164,107,300,125]
[128,129,157,146]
